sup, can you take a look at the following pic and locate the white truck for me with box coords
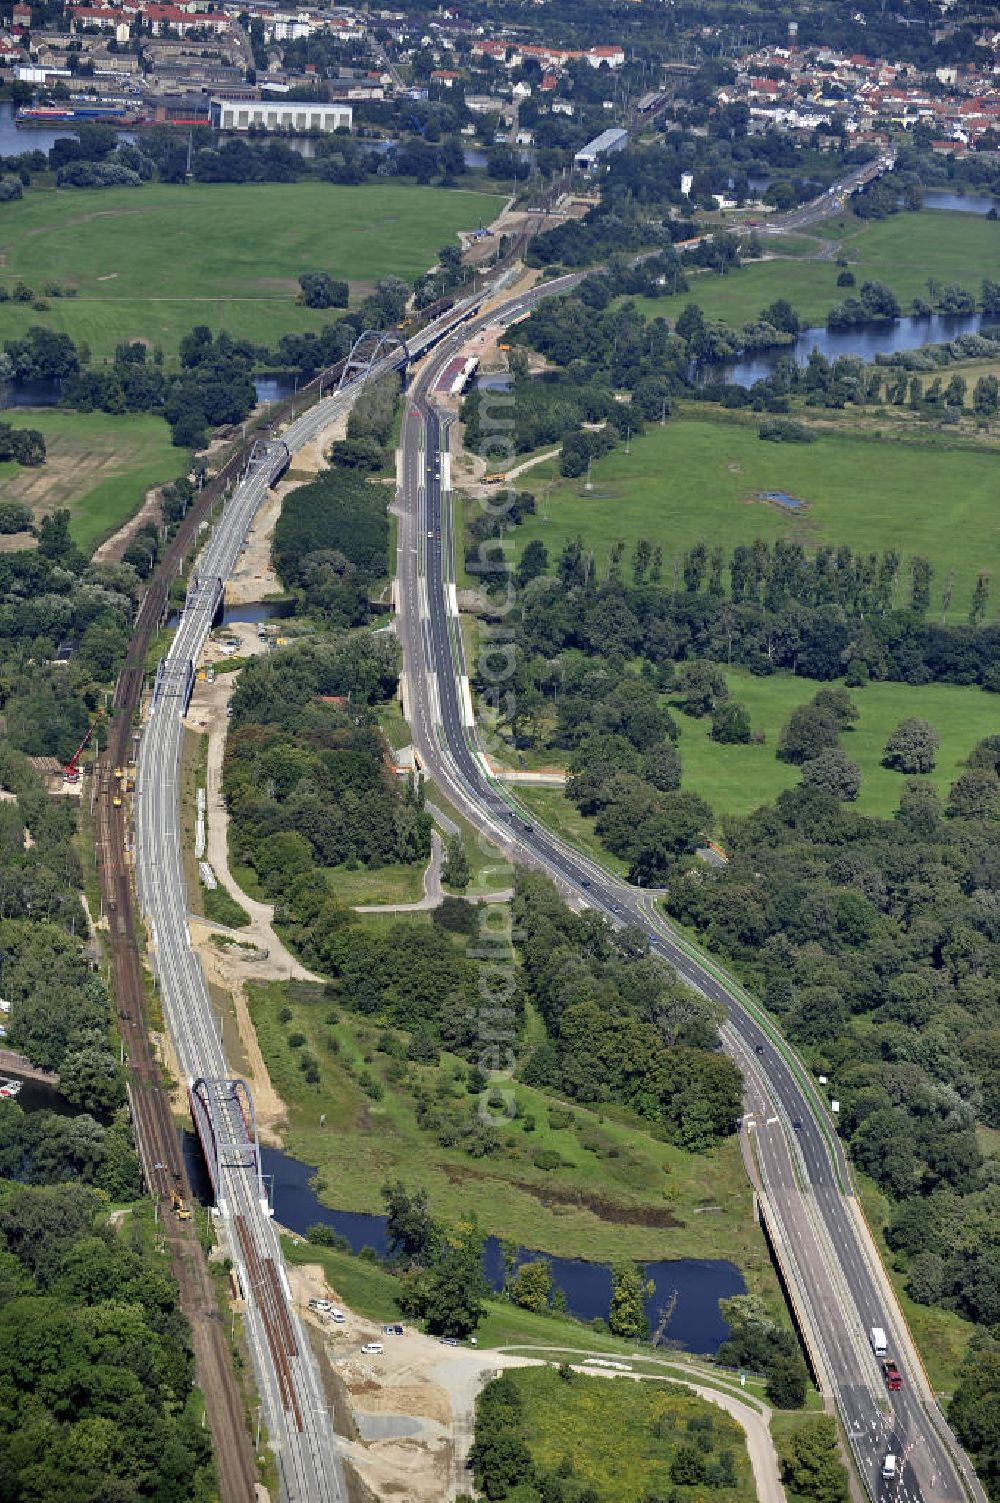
[870,1326,888,1357]
[882,1454,897,1480]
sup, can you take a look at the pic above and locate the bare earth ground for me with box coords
[285,1257,785,1503]
[93,485,162,565]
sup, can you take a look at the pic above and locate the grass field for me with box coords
[674,667,1000,823]
[0,182,505,358]
[504,1365,756,1503]
[517,667,997,832]
[0,408,180,551]
[249,976,778,1283]
[510,414,999,615]
[632,210,1000,330]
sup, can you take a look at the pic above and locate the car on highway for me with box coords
[793,1118,803,1131]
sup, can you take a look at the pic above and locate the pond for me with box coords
[249,1144,745,1353]
[923,190,998,215]
[1,1067,90,1118]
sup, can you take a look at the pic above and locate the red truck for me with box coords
[883,1361,903,1392]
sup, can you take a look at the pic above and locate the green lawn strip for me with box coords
[632,211,1000,330]
[324,860,426,907]
[248,977,773,1273]
[203,884,251,929]
[511,412,1000,616]
[853,1174,974,1397]
[375,699,412,753]
[499,1345,771,1410]
[0,182,506,358]
[513,785,629,879]
[0,410,181,553]
[417,774,512,893]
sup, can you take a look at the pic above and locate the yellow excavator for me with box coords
[171,1188,192,1221]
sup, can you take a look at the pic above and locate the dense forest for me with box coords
[514,872,743,1151]
[0,1180,215,1503]
[225,633,431,899]
[271,454,392,625]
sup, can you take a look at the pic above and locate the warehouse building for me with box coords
[209,97,352,132]
[574,125,629,171]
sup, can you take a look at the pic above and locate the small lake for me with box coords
[716,311,1000,387]
[252,1144,744,1353]
[2,1068,89,1118]
[923,190,997,215]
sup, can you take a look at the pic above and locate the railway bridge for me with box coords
[189,1076,267,1215]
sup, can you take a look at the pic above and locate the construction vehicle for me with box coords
[170,1188,192,1221]
[883,1361,902,1392]
[63,714,104,783]
[484,472,507,485]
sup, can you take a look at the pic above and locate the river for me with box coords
[250,1144,745,1352]
[717,310,1000,388]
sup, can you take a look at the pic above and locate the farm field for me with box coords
[247,975,775,1279]
[633,210,1000,329]
[0,409,180,552]
[0,182,505,358]
[510,414,999,615]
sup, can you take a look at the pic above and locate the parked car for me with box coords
[361,1342,384,1355]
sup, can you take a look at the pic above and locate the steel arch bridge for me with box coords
[189,1077,266,1209]
[337,328,409,392]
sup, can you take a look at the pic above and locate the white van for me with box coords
[882,1455,897,1480]
[361,1342,384,1355]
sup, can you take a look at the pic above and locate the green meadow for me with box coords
[0,409,180,552]
[633,210,1000,330]
[0,181,504,358]
[512,414,1000,616]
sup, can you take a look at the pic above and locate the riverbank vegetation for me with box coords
[244,887,771,1276]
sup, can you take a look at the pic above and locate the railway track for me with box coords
[90,404,312,1503]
